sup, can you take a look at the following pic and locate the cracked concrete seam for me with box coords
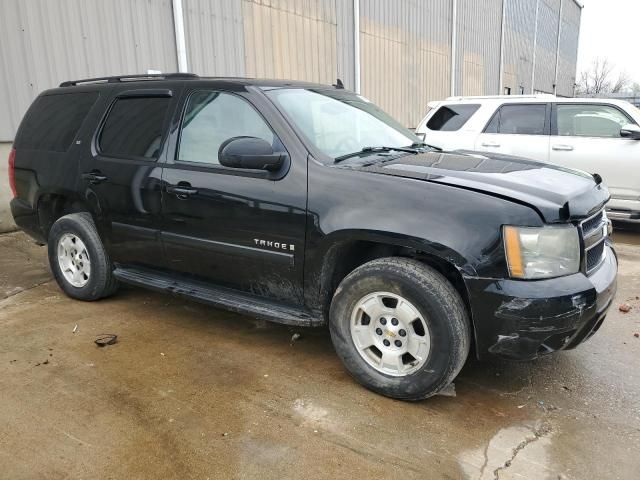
[1,280,52,303]
[492,422,553,480]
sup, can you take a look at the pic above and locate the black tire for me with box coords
[48,212,119,301]
[329,257,470,401]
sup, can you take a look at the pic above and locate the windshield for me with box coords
[265,88,421,159]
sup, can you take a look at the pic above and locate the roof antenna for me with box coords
[333,78,344,89]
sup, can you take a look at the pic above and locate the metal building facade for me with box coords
[0,0,582,140]
[0,0,178,141]
[359,0,452,127]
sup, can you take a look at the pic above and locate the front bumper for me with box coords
[466,243,617,360]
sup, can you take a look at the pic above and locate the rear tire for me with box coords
[48,212,119,301]
[329,257,470,401]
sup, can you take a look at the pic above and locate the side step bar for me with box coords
[113,266,323,327]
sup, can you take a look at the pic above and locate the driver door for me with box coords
[160,89,307,304]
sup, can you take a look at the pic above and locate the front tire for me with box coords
[48,212,119,301]
[329,257,470,401]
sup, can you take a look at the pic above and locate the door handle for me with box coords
[166,184,198,199]
[552,144,574,151]
[481,142,501,147]
[81,171,108,184]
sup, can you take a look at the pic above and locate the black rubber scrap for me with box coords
[95,334,118,347]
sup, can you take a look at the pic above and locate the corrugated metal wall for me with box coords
[503,0,538,94]
[454,0,502,97]
[360,0,452,128]
[556,0,581,97]
[0,0,583,139]
[0,0,177,141]
[533,0,561,93]
[241,0,338,84]
[183,0,246,77]
[335,0,356,90]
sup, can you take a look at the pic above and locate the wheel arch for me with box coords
[36,191,97,240]
[308,231,477,351]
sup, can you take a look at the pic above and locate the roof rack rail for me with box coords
[59,73,199,87]
[445,94,555,101]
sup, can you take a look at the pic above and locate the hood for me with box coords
[346,150,609,223]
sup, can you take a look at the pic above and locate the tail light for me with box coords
[8,147,17,197]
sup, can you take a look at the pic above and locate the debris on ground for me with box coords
[222,432,229,437]
[160,352,165,357]
[94,334,118,347]
[537,400,558,412]
[619,303,632,313]
[72,324,78,333]
[437,383,456,397]
[290,333,302,346]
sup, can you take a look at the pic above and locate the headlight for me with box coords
[503,225,580,279]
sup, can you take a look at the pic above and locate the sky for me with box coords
[577,0,640,85]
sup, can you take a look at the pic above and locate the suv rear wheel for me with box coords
[329,257,470,400]
[48,213,119,301]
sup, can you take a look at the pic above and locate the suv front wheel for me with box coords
[48,213,119,301]
[329,257,470,401]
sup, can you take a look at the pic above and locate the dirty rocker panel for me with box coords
[112,265,320,326]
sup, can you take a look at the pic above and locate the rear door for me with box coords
[160,88,307,304]
[78,87,179,267]
[474,103,551,162]
[549,103,640,204]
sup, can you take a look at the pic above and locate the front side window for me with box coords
[99,96,170,159]
[556,104,634,138]
[426,104,480,131]
[485,104,546,135]
[265,88,419,159]
[178,91,278,165]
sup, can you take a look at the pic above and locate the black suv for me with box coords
[9,74,617,400]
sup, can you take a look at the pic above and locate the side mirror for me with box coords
[620,124,640,140]
[219,136,286,171]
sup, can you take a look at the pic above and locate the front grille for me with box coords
[579,209,607,274]
[586,240,605,271]
[581,210,604,234]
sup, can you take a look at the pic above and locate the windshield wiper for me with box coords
[334,145,420,163]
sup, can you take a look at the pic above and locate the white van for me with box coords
[415,95,640,222]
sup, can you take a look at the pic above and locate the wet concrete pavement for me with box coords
[0,230,639,479]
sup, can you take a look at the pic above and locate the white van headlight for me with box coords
[503,225,580,279]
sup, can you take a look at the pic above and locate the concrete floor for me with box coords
[1,230,639,480]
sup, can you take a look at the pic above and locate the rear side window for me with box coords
[99,96,171,159]
[426,104,480,131]
[16,92,99,152]
[485,104,547,135]
[556,104,634,138]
